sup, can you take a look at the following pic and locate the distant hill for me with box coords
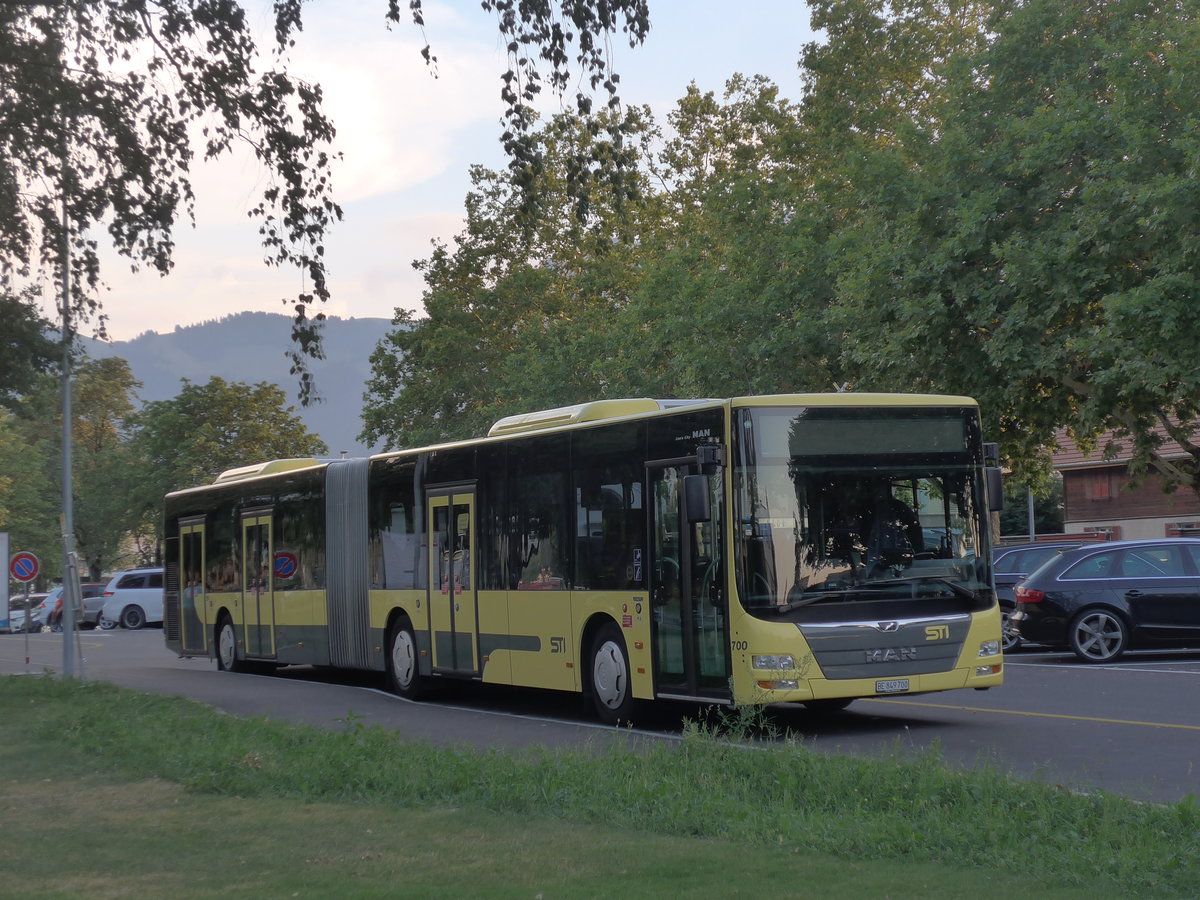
[81,312,392,457]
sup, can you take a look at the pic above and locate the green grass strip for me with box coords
[5,675,1198,897]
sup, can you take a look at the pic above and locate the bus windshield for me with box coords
[732,405,992,617]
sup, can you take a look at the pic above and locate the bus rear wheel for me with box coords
[387,616,428,699]
[589,623,634,725]
[216,616,246,673]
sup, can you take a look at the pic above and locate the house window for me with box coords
[1087,470,1112,501]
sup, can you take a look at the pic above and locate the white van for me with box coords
[98,568,164,630]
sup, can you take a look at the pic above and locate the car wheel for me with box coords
[1000,608,1022,653]
[589,622,634,725]
[119,606,146,630]
[386,616,428,699]
[1067,608,1128,663]
[98,618,116,631]
[216,616,246,673]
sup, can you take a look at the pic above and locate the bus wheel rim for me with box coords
[593,640,627,710]
[392,629,417,688]
[219,624,236,668]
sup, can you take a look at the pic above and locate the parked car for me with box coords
[38,583,109,631]
[5,593,49,633]
[992,541,1089,651]
[97,568,165,630]
[1013,538,1200,663]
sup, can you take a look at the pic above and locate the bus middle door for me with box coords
[426,489,479,676]
[241,512,277,660]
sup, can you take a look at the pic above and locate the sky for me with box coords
[80,1,818,343]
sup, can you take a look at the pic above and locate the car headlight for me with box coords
[752,654,796,670]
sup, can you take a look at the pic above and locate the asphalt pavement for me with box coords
[3,628,1198,804]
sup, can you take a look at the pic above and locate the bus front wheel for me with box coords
[387,617,428,700]
[589,623,634,725]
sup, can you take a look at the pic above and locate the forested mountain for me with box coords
[82,312,390,457]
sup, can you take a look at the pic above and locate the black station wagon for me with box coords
[1013,538,1200,663]
[992,541,1090,651]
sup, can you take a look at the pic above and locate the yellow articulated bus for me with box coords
[164,394,1005,722]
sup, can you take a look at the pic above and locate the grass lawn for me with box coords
[2,675,1195,899]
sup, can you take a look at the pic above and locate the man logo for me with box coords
[875,621,900,632]
[925,625,950,641]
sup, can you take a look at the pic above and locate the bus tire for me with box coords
[387,616,428,700]
[589,622,634,725]
[216,615,246,673]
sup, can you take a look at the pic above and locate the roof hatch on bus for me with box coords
[213,458,322,484]
[487,398,710,437]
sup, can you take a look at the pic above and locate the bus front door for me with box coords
[426,490,479,676]
[241,512,277,660]
[648,461,730,701]
[179,518,207,655]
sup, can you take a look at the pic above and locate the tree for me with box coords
[614,76,846,398]
[362,108,663,449]
[0,289,58,409]
[999,477,1064,538]
[0,1,650,400]
[827,0,1200,492]
[0,358,142,581]
[0,407,59,585]
[129,376,328,554]
[71,358,142,577]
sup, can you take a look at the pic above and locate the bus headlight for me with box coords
[752,655,795,670]
[978,640,1000,657]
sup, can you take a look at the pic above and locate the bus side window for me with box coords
[511,435,568,590]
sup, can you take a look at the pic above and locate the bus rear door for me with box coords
[178,518,207,655]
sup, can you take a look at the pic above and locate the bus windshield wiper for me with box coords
[779,585,901,611]
[868,575,979,601]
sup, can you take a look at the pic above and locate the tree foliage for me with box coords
[0,289,58,409]
[1,1,649,401]
[364,0,1200,500]
[128,376,328,551]
[0,358,142,582]
[0,364,327,582]
[0,0,340,399]
[829,0,1200,491]
[362,109,664,449]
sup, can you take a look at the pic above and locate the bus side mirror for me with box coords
[986,467,1005,512]
[684,474,711,523]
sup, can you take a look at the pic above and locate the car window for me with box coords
[1062,551,1117,579]
[148,572,163,589]
[1015,547,1064,573]
[1180,544,1200,574]
[1119,546,1186,578]
[118,574,144,589]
